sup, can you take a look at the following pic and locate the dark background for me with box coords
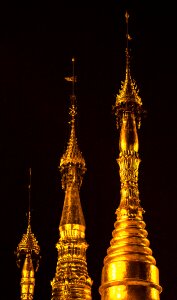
[1,1,177,299]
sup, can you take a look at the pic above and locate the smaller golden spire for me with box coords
[15,169,40,300]
[51,59,92,300]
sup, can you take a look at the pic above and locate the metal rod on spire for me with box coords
[28,167,32,224]
[64,57,77,110]
[124,11,132,73]
[72,57,75,97]
[125,11,129,51]
[64,57,77,126]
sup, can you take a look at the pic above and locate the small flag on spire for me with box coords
[64,76,77,82]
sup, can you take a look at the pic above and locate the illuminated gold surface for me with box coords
[51,59,92,300]
[99,14,162,300]
[20,254,35,300]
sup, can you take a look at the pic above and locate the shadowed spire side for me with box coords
[51,58,92,300]
[99,12,162,300]
[15,168,40,300]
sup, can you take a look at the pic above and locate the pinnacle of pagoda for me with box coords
[99,12,162,300]
[51,58,92,300]
[15,168,40,300]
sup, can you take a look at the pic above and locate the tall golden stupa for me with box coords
[99,12,162,300]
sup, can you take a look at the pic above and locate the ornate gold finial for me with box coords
[99,13,162,300]
[60,58,86,190]
[114,12,143,130]
[16,216,40,261]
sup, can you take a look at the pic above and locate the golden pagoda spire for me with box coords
[99,12,162,300]
[51,58,92,300]
[15,168,40,300]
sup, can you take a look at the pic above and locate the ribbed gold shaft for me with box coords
[51,219,92,300]
[51,182,91,300]
[20,254,35,300]
[99,13,162,300]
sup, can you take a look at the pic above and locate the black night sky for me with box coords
[1,1,177,300]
